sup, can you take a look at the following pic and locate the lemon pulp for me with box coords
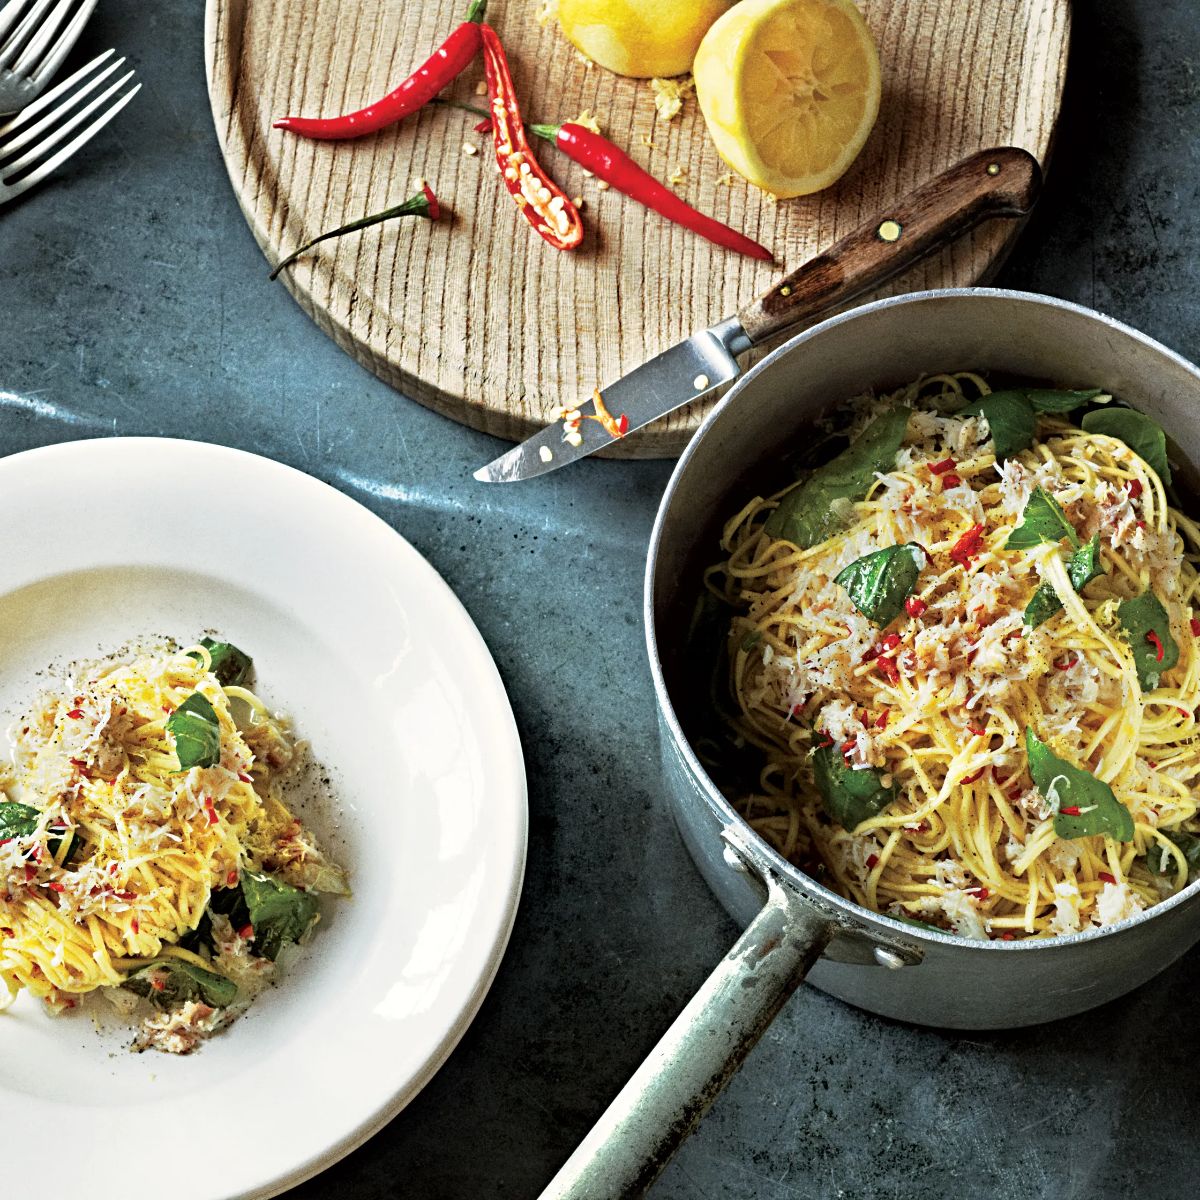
[694,0,881,198]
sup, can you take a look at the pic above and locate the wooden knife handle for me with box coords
[737,147,1042,346]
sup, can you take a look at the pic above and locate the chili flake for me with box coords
[866,854,880,869]
[941,473,962,490]
[949,523,985,569]
[1098,871,1117,885]
[1059,805,1082,816]
[1127,479,1143,499]
[586,388,629,440]
[904,596,927,618]
[929,457,956,475]
[1146,629,1165,662]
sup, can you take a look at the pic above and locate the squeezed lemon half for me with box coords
[557,0,734,79]
[694,0,881,198]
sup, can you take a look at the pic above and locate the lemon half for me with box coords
[557,0,734,79]
[694,0,881,198]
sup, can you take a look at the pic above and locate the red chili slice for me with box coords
[929,457,956,475]
[1059,805,1082,816]
[949,524,985,569]
[481,25,583,251]
[866,854,880,869]
[1127,479,1143,499]
[1098,871,1117,885]
[877,656,900,685]
[941,473,962,490]
[1191,618,1200,638]
[962,768,986,784]
[904,596,927,618]
[966,887,989,899]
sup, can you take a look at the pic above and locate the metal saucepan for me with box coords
[542,290,1200,1198]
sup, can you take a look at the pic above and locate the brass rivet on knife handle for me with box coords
[737,147,1043,347]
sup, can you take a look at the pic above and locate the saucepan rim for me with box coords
[645,286,1200,954]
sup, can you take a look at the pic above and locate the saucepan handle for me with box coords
[538,833,834,1199]
[737,146,1042,347]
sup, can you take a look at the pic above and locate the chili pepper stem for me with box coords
[465,0,487,21]
[269,185,440,281]
[432,96,492,120]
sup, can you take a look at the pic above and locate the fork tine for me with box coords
[30,0,96,84]
[0,66,132,175]
[0,0,52,68]
[0,0,31,43]
[11,0,71,76]
[1,77,137,200]
[0,46,112,137]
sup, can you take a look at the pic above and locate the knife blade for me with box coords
[473,318,751,483]
[474,147,1043,483]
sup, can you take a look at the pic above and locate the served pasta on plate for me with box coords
[0,638,348,1052]
[707,374,1200,938]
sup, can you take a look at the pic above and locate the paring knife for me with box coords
[474,146,1042,483]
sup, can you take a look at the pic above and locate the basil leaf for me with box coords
[1023,584,1064,630]
[1149,831,1200,877]
[764,409,909,548]
[1005,486,1080,551]
[1025,727,1133,842]
[834,543,924,627]
[1117,590,1179,691]
[241,871,319,961]
[0,800,38,840]
[961,392,1036,460]
[891,915,946,934]
[812,744,896,831]
[1068,533,1105,590]
[124,959,238,1009]
[1023,534,1105,629]
[0,801,75,861]
[191,638,252,688]
[982,387,1107,415]
[1081,408,1172,486]
[167,693,221,770]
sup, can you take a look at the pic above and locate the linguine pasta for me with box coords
[0,640,347,1050]
[708,374,1200,939]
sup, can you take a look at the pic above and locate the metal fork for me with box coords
[0,48,138,205]
[0,0,98,114]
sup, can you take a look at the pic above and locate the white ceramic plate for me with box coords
[0,438,527,1200]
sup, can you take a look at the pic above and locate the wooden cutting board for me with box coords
[205,0,1069,458]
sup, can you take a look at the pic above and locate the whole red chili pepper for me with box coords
[480,25,583,251]
[530,121,773,262]
[269,184,440,280]
[273,0,487,141]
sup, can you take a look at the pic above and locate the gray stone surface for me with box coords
[1,2,1197,1197]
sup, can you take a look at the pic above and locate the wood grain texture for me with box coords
[204,0,1070,458]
